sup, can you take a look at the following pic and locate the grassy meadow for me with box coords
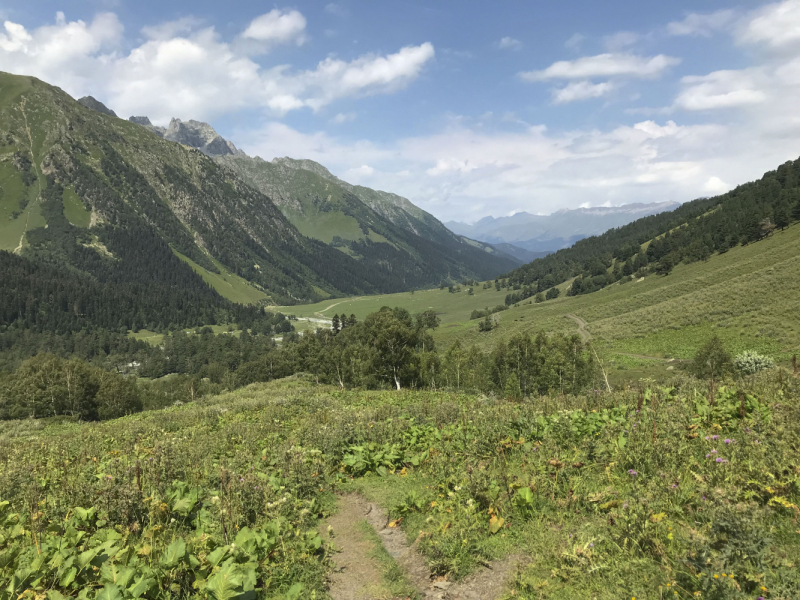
[277,223,800,380]
[1,372,798,599]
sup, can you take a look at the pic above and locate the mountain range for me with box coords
[0,74,517,314]
[445,202,680,253]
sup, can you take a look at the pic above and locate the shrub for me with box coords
[733,350,775,376]
[691,335,732,379]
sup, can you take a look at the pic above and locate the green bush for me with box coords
[733,350,775,376]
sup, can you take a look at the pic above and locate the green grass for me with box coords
[356,521,419,597]
[172,249,269,305]
[281,224,800,378]
[2,375,797,599]
[0,161,44,251]
[62,185,91,227]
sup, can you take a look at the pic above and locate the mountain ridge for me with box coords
[446,201,680,253]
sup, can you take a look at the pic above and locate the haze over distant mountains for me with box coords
[445,202,680,254]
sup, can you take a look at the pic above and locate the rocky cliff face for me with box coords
[163,118,244,157]
[128,116,166,137]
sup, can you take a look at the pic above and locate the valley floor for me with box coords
[278,222,800,382]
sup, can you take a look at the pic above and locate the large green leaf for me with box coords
[127,574,155,599]
[160,538,187,568]
[95,583,123,600]
[206,563,244,600]
[101,563,135,588]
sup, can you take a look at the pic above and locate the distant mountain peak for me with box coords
[446,201,681,253]
[127,115,243,156]
[77,96,117,117]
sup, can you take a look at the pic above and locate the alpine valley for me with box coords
[0,72,518,315]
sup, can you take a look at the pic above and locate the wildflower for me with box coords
[672,484,677,489]
[711,435,719,440]
[714,574,718,579]
[724,439,732,444]
[711,449,717,454]
[628,469,638,476]
[716,458,723,463]
[589,542,593,547]
[704,436,710,440]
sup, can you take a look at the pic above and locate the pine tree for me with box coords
[775,206,790,230]
[331,314,340,334]
[792,199,800,222]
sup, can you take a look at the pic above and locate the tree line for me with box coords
[0,307,598,421]
[502,157,800,296]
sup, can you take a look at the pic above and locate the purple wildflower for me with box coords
[716,458,723,463]
[589,542,594,547]
[628,469,638,476]
[724,439,731,444]
[711,449,717,454]
[671,484,677,489]
[704,436,710,440]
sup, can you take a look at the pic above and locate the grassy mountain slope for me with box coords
[279,220,800,380]
[501,157,800,296]
[216,154,519,283]
[0,72,451,308]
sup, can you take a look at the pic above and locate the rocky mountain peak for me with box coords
[77,96,117,117]
[163,118,244,157]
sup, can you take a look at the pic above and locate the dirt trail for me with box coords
[14,99,42,254]
[324,493,525,600]
[566,314,591,342]
[316,298,363,317]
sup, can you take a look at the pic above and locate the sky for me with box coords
[1,1,800,223]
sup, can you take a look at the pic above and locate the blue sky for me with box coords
[1,1,800,222]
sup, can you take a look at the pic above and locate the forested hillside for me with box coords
[502,157,800,298]
[215,154,518,284]
[0,71,513,317]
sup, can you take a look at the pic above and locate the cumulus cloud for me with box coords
[667,9,736,37]
[242,9,306,44]
[675,69,767,110]
[520,53,680,81]
[737,0,800,49]
[0,11,434,122]
[497,36,522,50]
[551,80,614,103]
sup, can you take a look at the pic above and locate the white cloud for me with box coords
[346,164,375,178]
[497,36,522,50]
[603,31,641,51]
[564,33,584,51]
[0,12,434,122]
[520,53,680,81]
[551,80,613,103]
[737,0,800,49]
[675,69,767,110]
[141,16,203,41]
[703,176,730,193]
[667,9,736,37]
[331,111,356,124]
[240,9,307,51]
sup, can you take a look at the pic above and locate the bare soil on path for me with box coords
[323,493,526,600]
